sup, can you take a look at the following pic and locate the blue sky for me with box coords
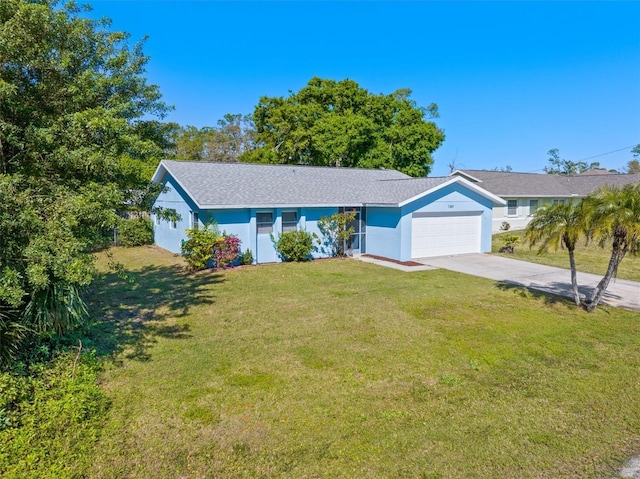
[88,1,640,177]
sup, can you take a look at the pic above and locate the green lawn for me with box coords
[83,246,640,478]
[492,230,640,282]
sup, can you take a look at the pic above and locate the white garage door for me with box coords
[411,212,482,258]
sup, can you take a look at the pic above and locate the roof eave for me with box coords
[398,177,506,207]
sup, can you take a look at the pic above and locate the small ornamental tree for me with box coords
[275,230,315,262]
[317,210,357,256]
[211,235,241,269]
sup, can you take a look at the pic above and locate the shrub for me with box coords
[275,230,315,262]
[117,217,154,247]
[0,352,108,477]
[181,223,220,271]
[238,249,254,265]
[212,235,241,269]
[499,234,520,254]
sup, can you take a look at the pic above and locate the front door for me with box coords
[256,211,277,263]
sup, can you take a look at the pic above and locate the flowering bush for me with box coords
[212,234,241,269]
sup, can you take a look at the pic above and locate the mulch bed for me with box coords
[361,254,425,267]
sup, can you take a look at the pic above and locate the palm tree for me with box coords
[525,202,586,306]
[583,183,640,312]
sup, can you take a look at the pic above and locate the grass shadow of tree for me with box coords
[494,281,576,307]
[85,262,221,362]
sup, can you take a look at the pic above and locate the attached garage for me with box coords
[411,211,482,258]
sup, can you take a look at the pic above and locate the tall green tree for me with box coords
[167,114,256,163]
[544,148,600,175]
[243,77,445,177]
[583,183,640,312]
[625,144,640,174]
[525,202,586,306]
[0,0,168,362]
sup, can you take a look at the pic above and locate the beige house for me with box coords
[450,169,640,232]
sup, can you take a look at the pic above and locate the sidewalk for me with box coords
[358,254,640,312]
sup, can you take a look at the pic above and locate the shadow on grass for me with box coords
[495,280,578,307]
[85,263,221,362]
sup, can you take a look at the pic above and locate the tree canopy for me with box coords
[241,77,445,177]
[543,149,601,175]
[166,114,256,163]
[625,144,640,174]
[0,0,168,362]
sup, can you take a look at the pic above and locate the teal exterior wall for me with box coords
[152,176,198,254]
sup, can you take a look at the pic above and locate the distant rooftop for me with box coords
[451,169,640,197]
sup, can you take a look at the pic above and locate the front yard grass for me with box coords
[85,246,639,478]
[493,230,640,282]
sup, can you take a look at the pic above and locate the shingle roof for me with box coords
[453,169,640,197]
[152,161,503,208]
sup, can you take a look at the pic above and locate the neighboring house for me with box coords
[450,169,640,232]
[151,161,505,264]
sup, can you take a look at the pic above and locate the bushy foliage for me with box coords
[238,249,254,265]
[499,234,520,253]
[317,211,357,257]
[244,77,445,177]
[275,231,315,262]
[0,0,170,361]
[181,223,220,271]
[181,223,241,270]
[117,217,154,247]
[0,352,109,477]
[212,235,241,269]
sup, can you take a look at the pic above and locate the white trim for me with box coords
[398,177,506,208]
[449,170,483,183]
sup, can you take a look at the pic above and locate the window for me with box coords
[507,200,518,216]
[282,211,298,232]
[191,211,199,230]
[256,212,273,234]
[155,214,160,226]
[552,199,566,205]
[529,200,538,215]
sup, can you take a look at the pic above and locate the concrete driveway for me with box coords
[415,254,640,312]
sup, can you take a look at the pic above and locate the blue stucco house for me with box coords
[151,161,505,264]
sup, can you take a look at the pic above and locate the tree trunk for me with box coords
[586,240,627,312]
[568,250,580,306]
